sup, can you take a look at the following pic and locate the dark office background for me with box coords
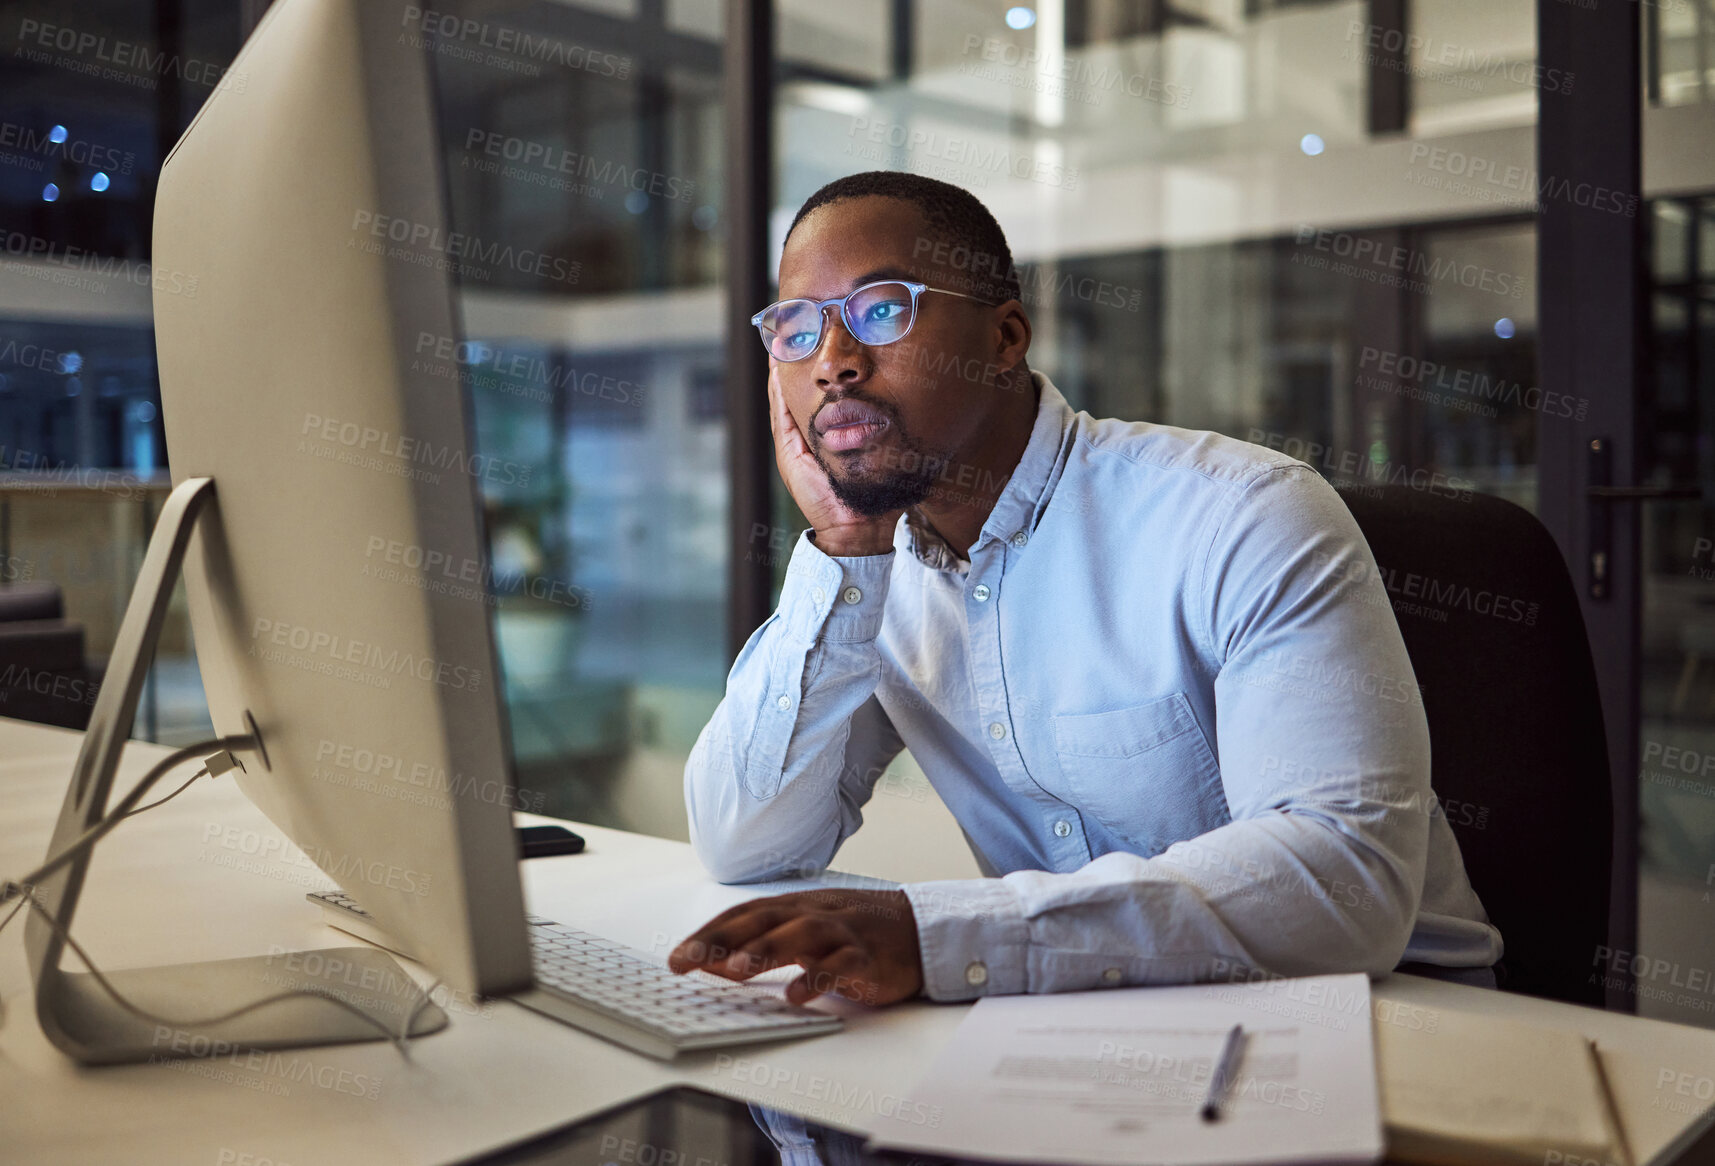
[0,0,1712,1023]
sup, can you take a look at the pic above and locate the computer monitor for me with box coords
[23,0,534,1064]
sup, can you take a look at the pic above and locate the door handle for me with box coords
[1585,437,1703,600]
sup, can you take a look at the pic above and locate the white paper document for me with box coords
[866,973,1383,1166]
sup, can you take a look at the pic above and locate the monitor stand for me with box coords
[22,477,448,1065]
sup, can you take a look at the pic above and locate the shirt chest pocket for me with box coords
[1050,692,1230,858]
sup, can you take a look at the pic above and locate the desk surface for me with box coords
[3,716,1714,1166]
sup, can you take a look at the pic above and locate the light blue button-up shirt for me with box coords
[685,370,1503,1002]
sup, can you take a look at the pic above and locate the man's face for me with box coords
[773,196,1028,517]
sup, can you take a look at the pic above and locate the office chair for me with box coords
[1334,484,1612,1007]
[0,580,98,732]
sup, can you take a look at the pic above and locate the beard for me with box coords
[809,412,951,519]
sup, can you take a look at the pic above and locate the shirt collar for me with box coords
[900,368,1074,571]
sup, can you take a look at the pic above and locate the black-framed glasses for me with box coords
[750,279,997,363]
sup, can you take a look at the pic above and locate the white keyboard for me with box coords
[307,890,843,1060]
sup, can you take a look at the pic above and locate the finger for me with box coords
[667,904,796,973]
[768,364,809,460]
[785,945,875,1007]
[715,915,846,981]
[765,363,783,444]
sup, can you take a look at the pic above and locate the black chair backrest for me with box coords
[0,580,62,623]
[1335,485,1611,1006]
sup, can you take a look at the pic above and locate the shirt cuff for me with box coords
[904,878,1030,1002]
[779,528,895,644]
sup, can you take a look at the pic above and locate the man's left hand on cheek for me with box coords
[667,888,923,1007]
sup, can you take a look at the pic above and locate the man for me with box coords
[667,171,1501,1009]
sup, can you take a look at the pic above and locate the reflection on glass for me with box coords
[776,0,1540,553]
[428,0,728,830]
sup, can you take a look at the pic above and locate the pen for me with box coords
[1586,1039,1635,1166]
[1200,1023,1247,1122]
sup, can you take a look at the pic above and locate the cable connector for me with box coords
[203,749,246,779]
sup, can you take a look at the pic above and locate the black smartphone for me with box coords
[515,824,585,858]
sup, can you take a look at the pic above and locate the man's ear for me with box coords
[994,299,1031,368]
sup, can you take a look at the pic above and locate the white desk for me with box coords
[3,716,1714,1165]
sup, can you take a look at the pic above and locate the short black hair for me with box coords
[784,171,1023,306]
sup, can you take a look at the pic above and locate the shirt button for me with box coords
[972,583,991,602]
[1010,531,1028,547]
[841,586,862,604]
[965,961,989,987]
[812,586,825,604]
[1102,967,1122,985]
[1053,819,1072,838]
[988,722,1007,740]
[776,695,791,711]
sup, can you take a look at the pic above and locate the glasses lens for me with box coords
[759,299,822,361]
[845,282,916,347]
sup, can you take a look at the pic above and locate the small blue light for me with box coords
[1005,7,1036,30]
[624,190,649,215]
[692,205,718,231]
[41,183,59,202]
[1494,317,1516,339]
[59,352,83,374]
[90,171,110,192]
[1300,133,1326,157]
[48,125,67,144]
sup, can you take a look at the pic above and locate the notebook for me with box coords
[1377,1007,1629,1166]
